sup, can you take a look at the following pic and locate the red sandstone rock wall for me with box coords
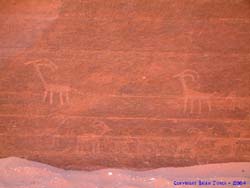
[1,0,250,170]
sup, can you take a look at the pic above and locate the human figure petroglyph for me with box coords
[25,59,81,105]
[173,69,215,114]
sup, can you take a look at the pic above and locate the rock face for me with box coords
[0,0,250,170]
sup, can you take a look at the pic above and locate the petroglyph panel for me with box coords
[1,0,250,169]
[3,135,248,169]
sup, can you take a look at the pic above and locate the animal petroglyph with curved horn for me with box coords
[25,59,82,105]
[173,69,214,114]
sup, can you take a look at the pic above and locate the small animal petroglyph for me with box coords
[176,140,197,160]
[187,127,204,144]
[25,59,81,105]
[173,69,215,114]
[235,140,250,157]
[92,120,112,136]
[225,91,242,110]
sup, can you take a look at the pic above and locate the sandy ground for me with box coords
[0,157,249,188]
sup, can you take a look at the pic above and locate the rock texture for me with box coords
[1,0,250,170]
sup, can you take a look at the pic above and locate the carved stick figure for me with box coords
[173,69,214,114]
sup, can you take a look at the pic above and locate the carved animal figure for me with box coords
[225,91,241,110]
[173,69,214,114]
[187,127,204,144]
[25,59,77,105]
[93,120,112,136]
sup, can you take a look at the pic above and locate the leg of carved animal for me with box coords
[198,99,202,114]
[184,97,188,113]
[59,92,64,105]
[49,91,53,104]
[65,92,70,104]
[43,90,48,102]
[228,99,233,110]
[229,99,234,110]
[190,99,194,113]
[207,99,212,112]
[232,100,236,110]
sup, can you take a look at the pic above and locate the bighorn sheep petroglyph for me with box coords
[173,69,214,113]
[25,59,80,105]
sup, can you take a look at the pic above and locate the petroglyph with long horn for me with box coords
[25,59,82,105]
[173,69,215,114]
